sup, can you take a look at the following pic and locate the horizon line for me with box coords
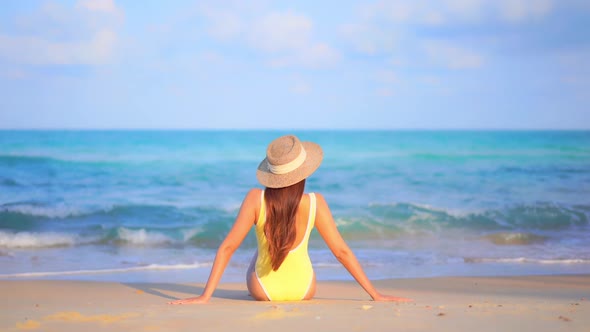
[0,127,589,132]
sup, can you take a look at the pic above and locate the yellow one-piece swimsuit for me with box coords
[255,190,316,301]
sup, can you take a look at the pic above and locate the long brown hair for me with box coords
[264,179,306,271]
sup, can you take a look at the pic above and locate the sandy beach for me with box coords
[1,275,588,332]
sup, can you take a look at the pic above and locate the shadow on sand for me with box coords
[122,283,252,301]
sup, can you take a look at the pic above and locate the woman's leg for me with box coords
[246,250,269,301]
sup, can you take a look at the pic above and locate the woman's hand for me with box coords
[372,293,413,302]
[167,296,209,305]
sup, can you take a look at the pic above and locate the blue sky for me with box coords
[0,0,589,129]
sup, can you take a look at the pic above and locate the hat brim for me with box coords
[256,141,323,188]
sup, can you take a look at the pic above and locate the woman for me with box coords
[169,135,411,303]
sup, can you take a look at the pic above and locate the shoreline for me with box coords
[2,274,589,332]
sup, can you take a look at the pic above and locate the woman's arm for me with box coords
[168,189,260,304]
[314,193,411,302]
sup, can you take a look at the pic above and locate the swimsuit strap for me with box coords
[258,190,266,225]
[307,193,316,235]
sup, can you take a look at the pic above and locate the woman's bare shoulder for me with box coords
[247,187,263,196]
[312,192,328,207]
[310,192,334,221]
[244,188,262,204]
[312,192,325,199]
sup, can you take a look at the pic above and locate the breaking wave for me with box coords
[0,231,80,248]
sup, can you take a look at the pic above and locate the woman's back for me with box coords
[253,189,317,301]
[254,189,313,249]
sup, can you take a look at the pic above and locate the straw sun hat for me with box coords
[257,135,323,188]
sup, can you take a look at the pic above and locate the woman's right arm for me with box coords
[314,193,411,302]
[168,188,260,304]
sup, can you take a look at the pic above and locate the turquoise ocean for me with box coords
[1,130,589,282]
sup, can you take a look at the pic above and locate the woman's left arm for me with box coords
[168,189,260,304]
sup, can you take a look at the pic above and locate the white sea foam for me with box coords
[117,228,173,245]
[1,204,86,219]
[181,228,203,242]
[484,232,547,245]
[464,257,590,264]
[368,201,477,218]
[0,263,211,278]
[0,231,78,248]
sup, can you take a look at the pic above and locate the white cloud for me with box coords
[341,2,495,69]
[198,5,340,68]
[558,49,590,69]
[77,0,117,13]
[0,28,117,65]
[360,0,490,25]
[1,68,27,80]
[270,42,340,68]
[339,23,396,55]
[248,11,312,53]
[201,7,243,41]
[87,28,117,62]
[376,87,394,97]
[557,49,590,93]
[442,0,486,20]
[247,11,340,67]
[423,41,484,69]
[420,75,442,85]
[365,1,448,25]
[375,70,397,83]
[374,70,397,97]
[0,0,122,66]
[290,77,311,95]
[358,0,555,28]
[497,0,553,22]
[304,42,341,66]
[371,1,413,23]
